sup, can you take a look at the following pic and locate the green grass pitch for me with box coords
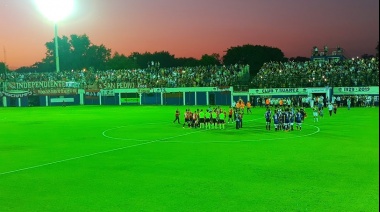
[0,105,378,211]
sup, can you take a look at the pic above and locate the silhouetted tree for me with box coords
[0,62,7,74]
[13,66,35,73]
[69,34,91,69]
[43,34,111,72]
[199,53,221,66]
[175,57,199,67]
[149,51,176,68]
[289,56,310,62]
[13,35,294,74]
[129,52,151,69]
[108,52,138,70]
[85,44,111,70]
[128,51,182,68]
[222,44,286,77]
[360,54,374,59]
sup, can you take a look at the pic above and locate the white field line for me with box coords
[0,117,316,176]
[161,123,320,143]
[0,127,207,176]
[102,118,261,141]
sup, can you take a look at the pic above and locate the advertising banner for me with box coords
[4,81,78,96]
[33,88,78,96]
[98,82,135,89]
[51,97,74,103]
[138,88,151,93]
[6,81,66,90]
[333,86,379,95]
[2,90,32,98]
[85,89,100,99]
[121,98,140,103]
[249,88,308,95]
[308,87,329,93]
[101,89,115,96]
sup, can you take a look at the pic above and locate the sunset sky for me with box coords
[0,0,379,70]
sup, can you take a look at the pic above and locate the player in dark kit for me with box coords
[295,109,303,130]
[300,107,306,122]
[278,110,284,131]
[333,103,338,114]
[284,109,290,131]
[235,113,241,129]
[273,110,279,131]
[289,109,295,131]
[265,108,271,130]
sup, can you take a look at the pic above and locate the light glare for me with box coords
[35,0,74,22]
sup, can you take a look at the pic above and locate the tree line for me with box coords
[3,34,378,78]
[8,34,288,77]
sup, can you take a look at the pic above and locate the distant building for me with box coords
[310,46,346,62]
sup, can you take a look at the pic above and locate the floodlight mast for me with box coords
[34,0,74,72]
[54,23,60,73]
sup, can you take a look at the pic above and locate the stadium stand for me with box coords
[2,64,250,89]
[251,58,379,88]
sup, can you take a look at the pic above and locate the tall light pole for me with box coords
[34,0,74,72]
[54,23,60,72]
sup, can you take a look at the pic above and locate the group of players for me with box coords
[173,106,242,129]
[173,98,312,131]
[265,107,306,131]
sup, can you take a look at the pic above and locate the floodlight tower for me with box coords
[34,0,74,72]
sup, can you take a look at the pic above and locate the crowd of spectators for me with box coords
[1,57,379,90]
[253,94,378,108]
[252,57,379,88]
[0,64,249,89]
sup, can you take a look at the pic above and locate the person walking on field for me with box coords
[173,109,180,124]
[235,112,241,129]
[239,109,244,128]
[333,103,338,114]
[312,106,319,122]
[347,98,351,110]
[246,101,252,114]
[328,103,333,116]
[227,107,234,123]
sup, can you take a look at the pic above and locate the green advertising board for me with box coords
[121,98,140,103]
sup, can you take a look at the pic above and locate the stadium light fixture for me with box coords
[34,0,74,72]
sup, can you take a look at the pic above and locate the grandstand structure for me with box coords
[0,57,378,107]
[310,46,346,62]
